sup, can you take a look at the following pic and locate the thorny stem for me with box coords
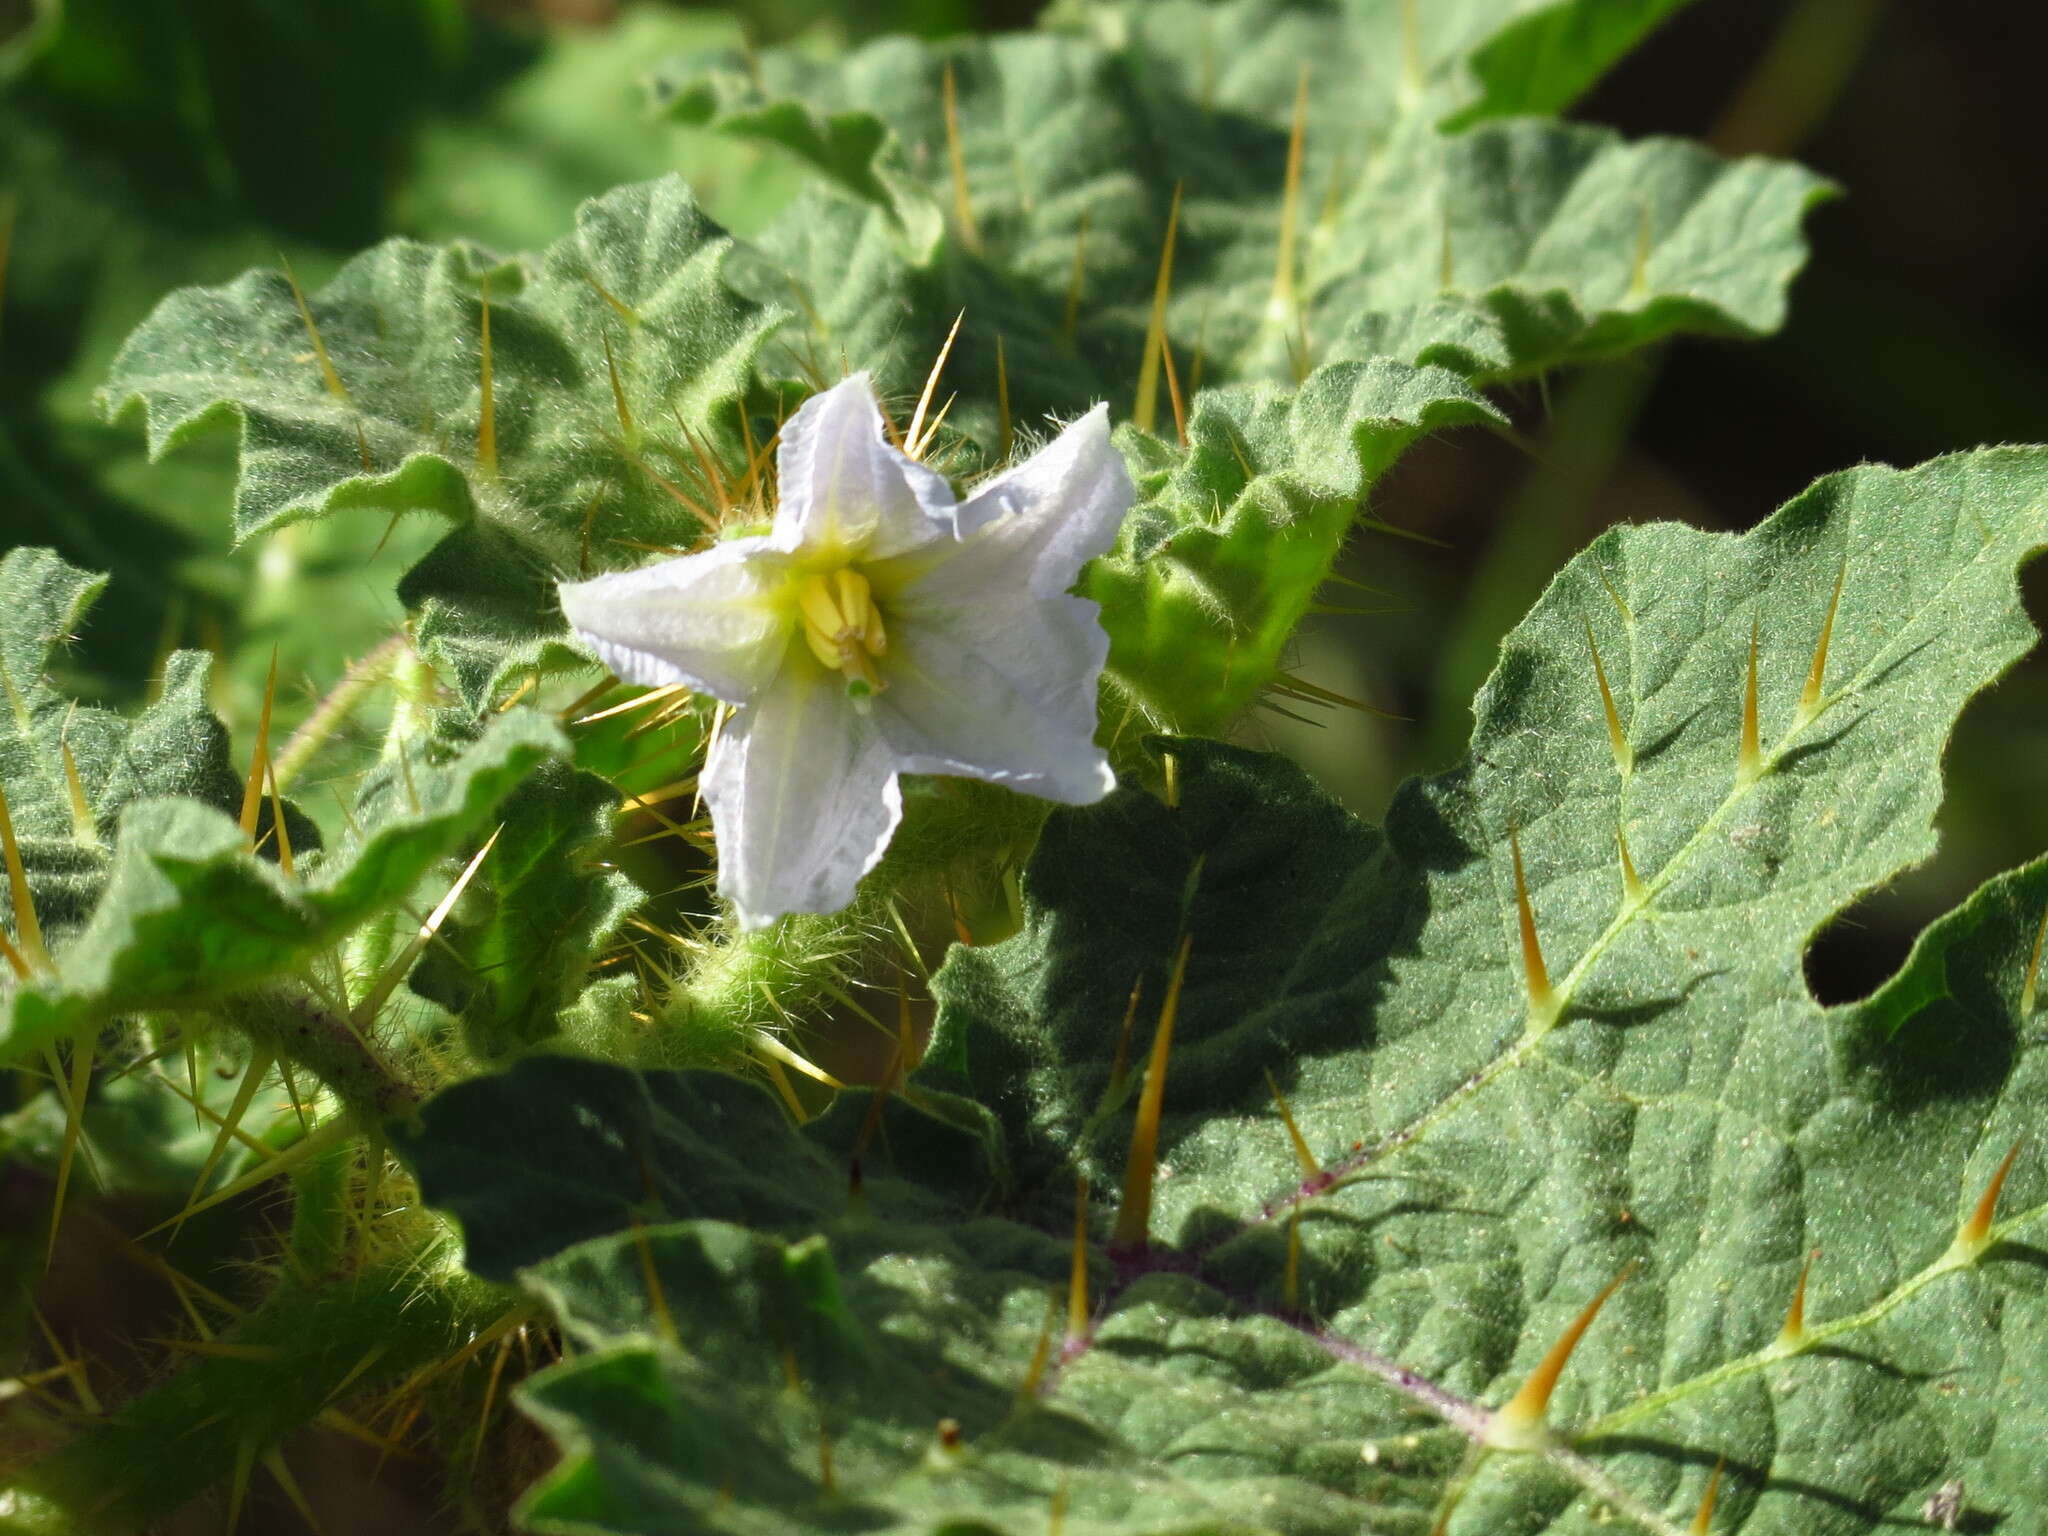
[221,987,419,1122]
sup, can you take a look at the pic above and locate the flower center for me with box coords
[796,567,888,705]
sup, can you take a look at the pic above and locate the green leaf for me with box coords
[394,1055,998,1286]
[409,760,643,1059]
[1443,0,1699,127]
[400,448,2048,1532]
[0,547,273,946]
[1091,359,1502,736]
[650,5,1826,425]
[99,174,781,551]
[1063,0,1701,133]
[646,5,1824,737]
[0,712,568,1064]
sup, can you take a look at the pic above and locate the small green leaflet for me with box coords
[396,447,2048,1532]
[1092,360,1501,736]
[0,547,263,948]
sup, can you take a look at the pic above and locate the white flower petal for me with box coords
[558,538,793,702]
[875,598,1115,805]
[703,659,903,929]
[771,373,957,560]
[938,404,1130,597]
[558,537,792,702]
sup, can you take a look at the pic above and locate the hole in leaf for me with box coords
[1806,555,2048,1004]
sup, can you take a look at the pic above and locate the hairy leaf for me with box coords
[645,4,1824,740]
[1092,360,1502,735]
[0,711,569,1063]
[409,760,643,1059]
[396,448,2048,1532]
[100,175,777,549]
[649,4,1825,426]
[0,547,266,948]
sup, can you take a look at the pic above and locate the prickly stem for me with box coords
[183,1047,276,1224]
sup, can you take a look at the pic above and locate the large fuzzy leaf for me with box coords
[395,447,2048,1533]
[649,3,1826,429]
[99,175,778,551]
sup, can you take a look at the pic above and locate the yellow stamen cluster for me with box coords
[797,568,888,702]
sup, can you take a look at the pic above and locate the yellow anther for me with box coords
[797,568,886,698]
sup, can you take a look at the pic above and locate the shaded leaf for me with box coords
[410,760,643,1059]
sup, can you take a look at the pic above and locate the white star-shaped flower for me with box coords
[558,373,1134,928]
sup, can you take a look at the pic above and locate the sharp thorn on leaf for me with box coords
[1265,1068,1322,1181]
[1617,823,1646,907]
[1797,557,1848,727]
[1488,1262,1635,1449]
[942,62,980,253]
[1951,1138,2024,1263]
[1509,828,1556,1029]
[1133,183,1183,434]
[1736,612,1762,787]
[1114,934,1192,1252]
[1585,616,1632,778]
[1692,1456,1726,1533]
[1773,1248,1816,1354]
[1067,1175,1091,1348]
